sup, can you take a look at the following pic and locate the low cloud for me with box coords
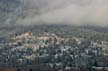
[15,0,108,27]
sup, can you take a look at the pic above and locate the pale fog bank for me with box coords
[7,0,108,27]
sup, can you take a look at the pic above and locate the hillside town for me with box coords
[0,31,108,71]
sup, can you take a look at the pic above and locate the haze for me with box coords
[10,0,108,27]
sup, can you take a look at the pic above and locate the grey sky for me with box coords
[15,0,108,26]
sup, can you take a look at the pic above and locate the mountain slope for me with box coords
[0,0,21,25]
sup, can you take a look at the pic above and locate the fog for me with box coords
[14,0,108,27]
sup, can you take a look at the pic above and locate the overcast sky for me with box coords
[15,0,108,26]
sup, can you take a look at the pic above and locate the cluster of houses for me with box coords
[0,32,108,71]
